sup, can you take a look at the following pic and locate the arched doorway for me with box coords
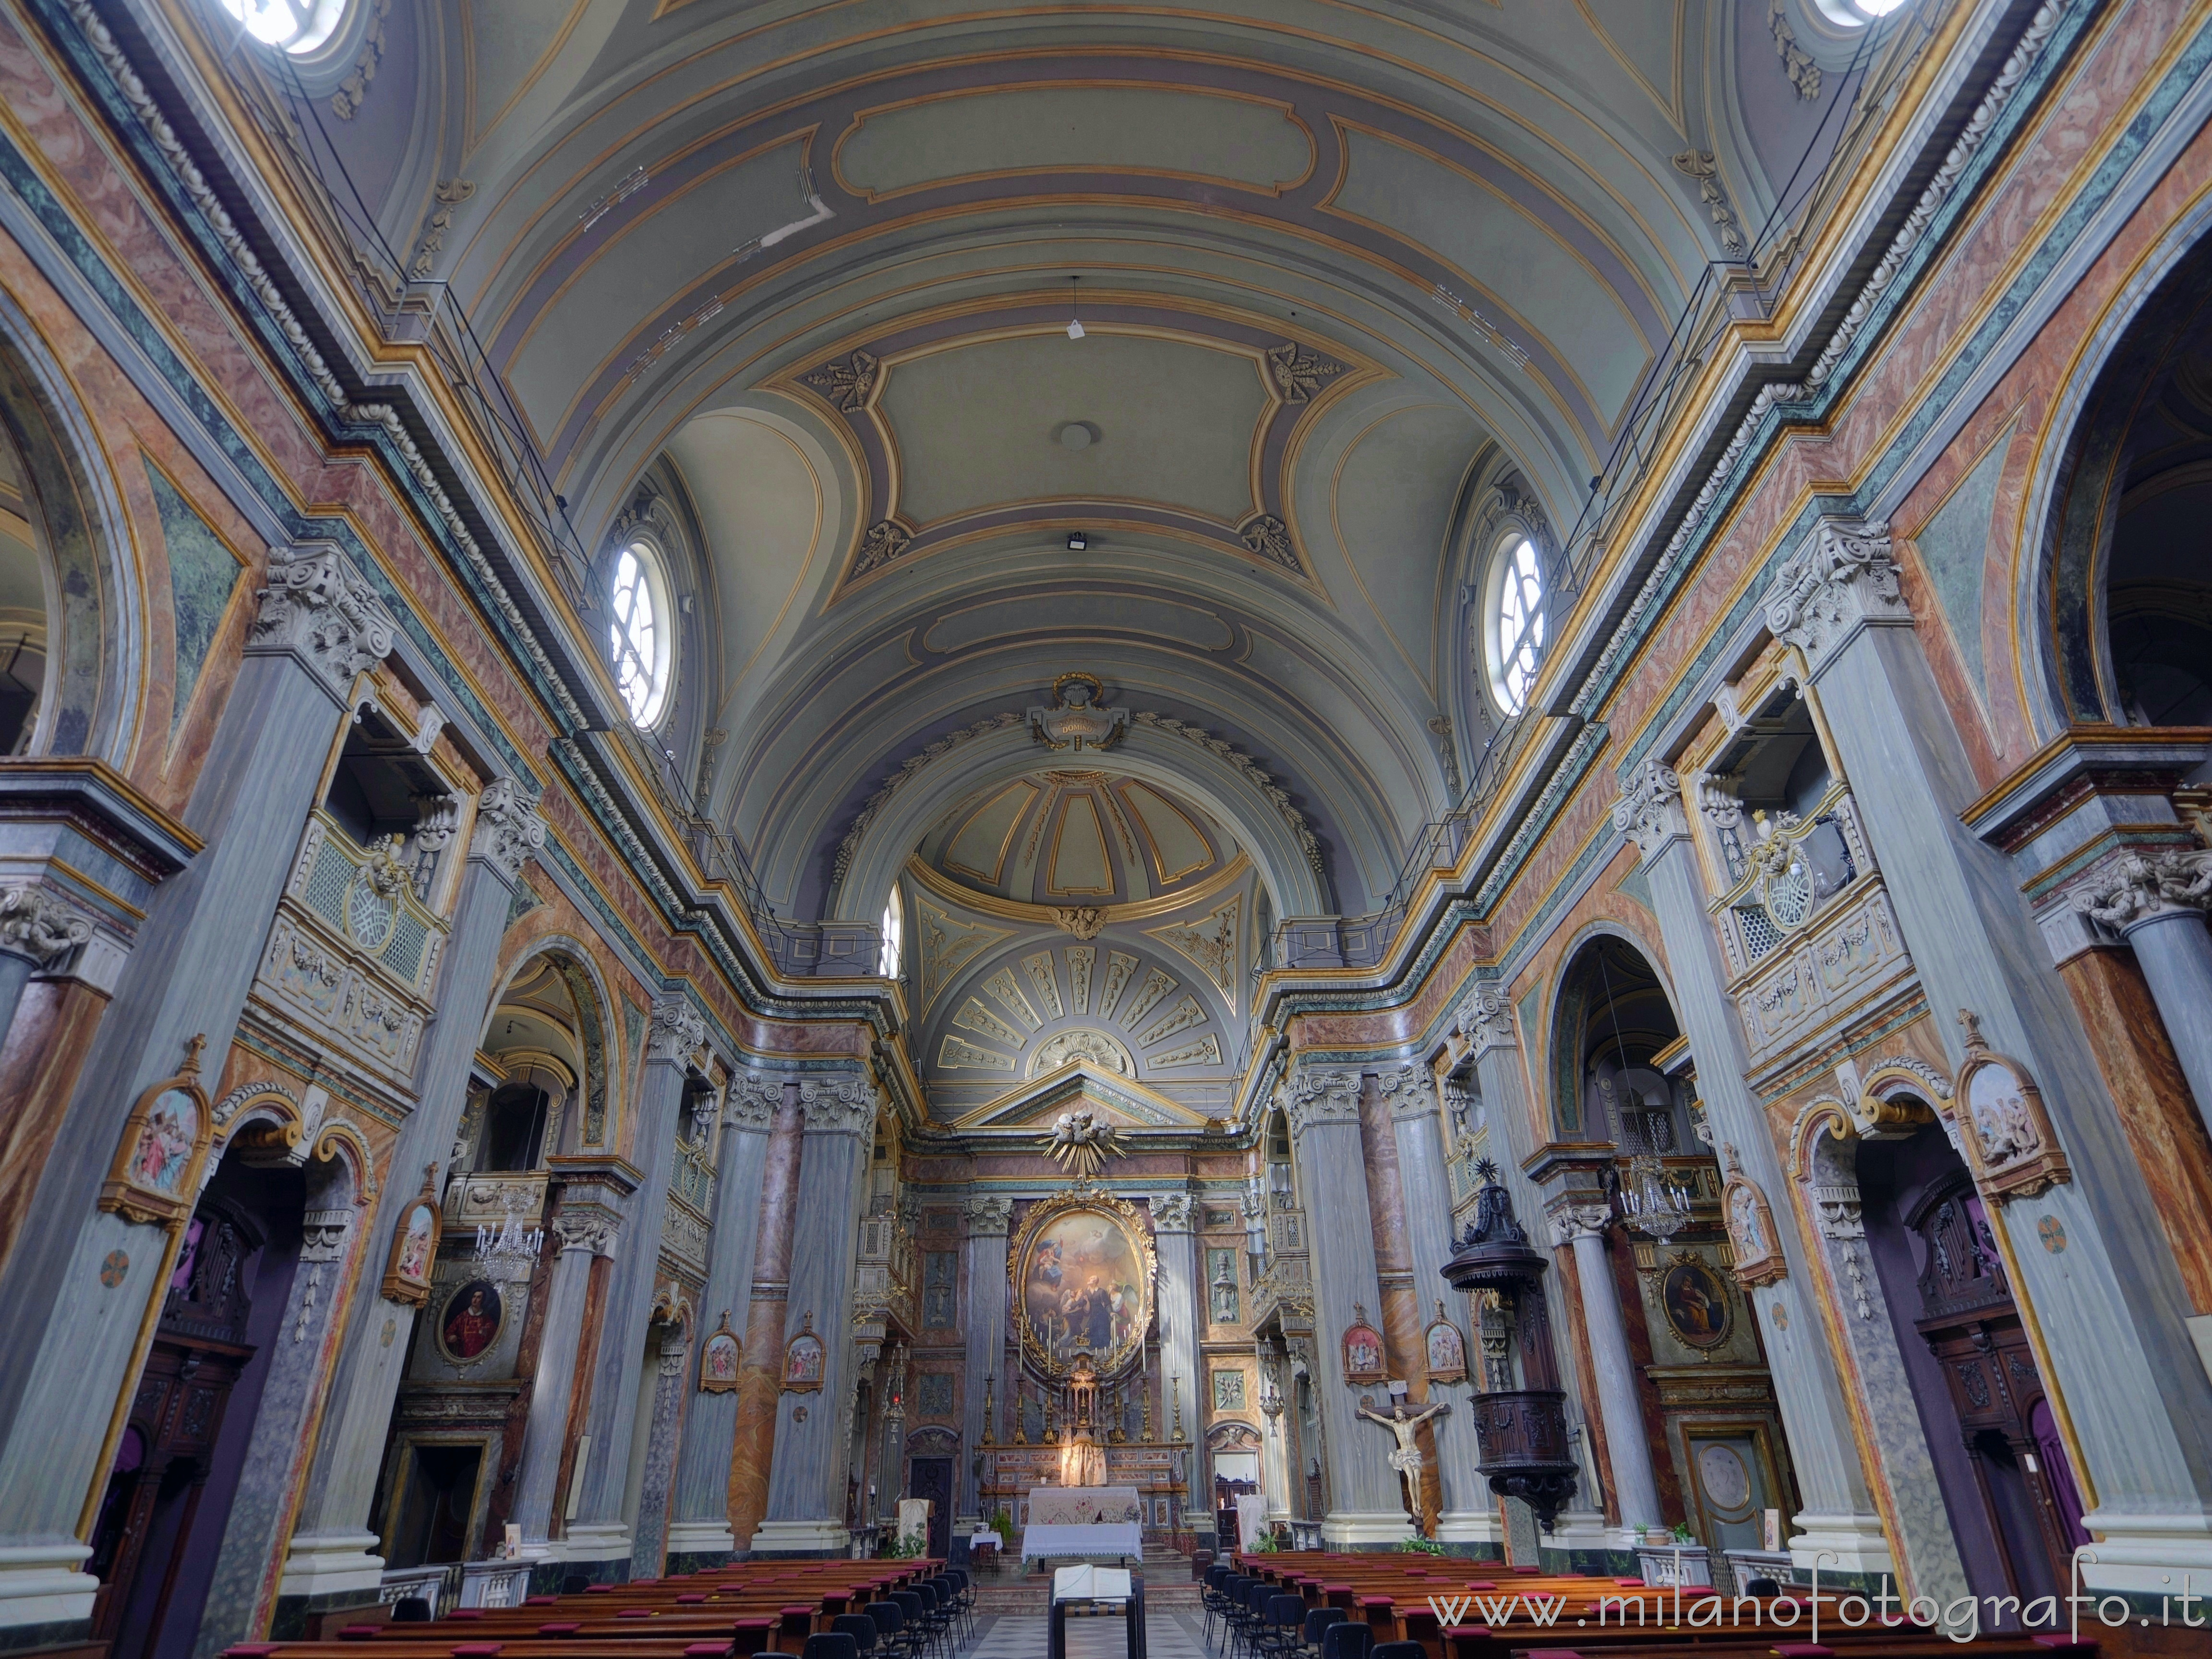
[1855,1118,2088,1609]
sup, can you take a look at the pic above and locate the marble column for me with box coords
[1286,1066,1410,1547]
[728,1094,804,1550]
[1769,516,2212,1595]
[667,1073,781,1564]
[0,542,395,1635]
[511,1192,623,1553]
[1615,769,1897,1575]
[755,1070,873,1555]
[1377,1066,1491,1543]
[1547,1207,1660,1535]
[958,1193,1012,1523]
[0,886,89,1050]
[566,998,707,1572]
[278,781,545,1612]
[2073,855,2212,1146]
[1148,1189,1201,1461]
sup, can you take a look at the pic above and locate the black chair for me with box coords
[915,1578,953,1659]
[1301,1605,1346,1659]
[1201,1565,1231,1647]
[864,1598,910,1659]
[1235,1578,1270,1659]
[833,1612,881,1657]
[945,1567,976,1641]
[1220,1575,1252,1655]
[1260,1594,1306,1659]
[802,1635,860,1659]
[389,1597,432,1623]
[891,1588,932,1659]
[1318,1620,1371,1659]
[1371,1642,1426,1659]
[1745,1576,1783,1597]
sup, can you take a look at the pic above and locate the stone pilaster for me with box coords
[666,1073,780,1564]
[1630,806,1896,1576]
[278,780,545,1615]
[567,997,709,1569]
[958,1193,1012,1522]
[510,1201,623,1555]
[754,1070,873,1555]
[1285,1064,1409,1546]
[1774,514,2212,1596]
[0,542,396,1637]
[1546,1204,1659,1537]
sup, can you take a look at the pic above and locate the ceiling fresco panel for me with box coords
[833,84,1316,201]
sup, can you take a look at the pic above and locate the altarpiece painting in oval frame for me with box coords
[1009,1189,1156,1378]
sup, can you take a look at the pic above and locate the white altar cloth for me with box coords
[1022,1522,1144,1561]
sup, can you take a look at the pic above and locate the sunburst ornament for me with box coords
[1041,1108,1125,1182]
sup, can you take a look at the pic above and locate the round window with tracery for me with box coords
[609,543,671,728]
[216,0,350,53]
[1489,534,1547,716]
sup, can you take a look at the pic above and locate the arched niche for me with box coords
[1545,927,1689,1146]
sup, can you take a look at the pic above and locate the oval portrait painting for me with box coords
[1014,1200,1154,1375]
[438,1279,503,1361]
[1660,1261,1731,1349]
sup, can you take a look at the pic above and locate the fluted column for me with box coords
[1286,1066,1410,1546]
[755,1070,874,1555]
[566,998,708,1571]
[1770,517,2212,1592]
[959,1193,1012,1521]
[2073,852,2212,1145]
[1377,1065,1490,1541]
[512,1198,623,1552]
[279,779,545,1609]
[667,1074,781,1564]
[1547,1206,1659,1535]
[0,543,395,1635]
[1615,760,1895,1575]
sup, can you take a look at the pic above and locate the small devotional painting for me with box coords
[437,1279,504,1362]
[380,1166,444,1306]
[698,1311,742,1394]
[783,1311,826,1391]
[1341,1305,1386,1385]
[99,1036,214,1229]
[1423,1301,1468,1383]
[1659,1257,1732,1350]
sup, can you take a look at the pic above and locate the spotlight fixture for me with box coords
[1067,531,1089,552]
[1066,276,1085,341]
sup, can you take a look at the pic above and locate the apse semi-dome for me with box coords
[917,770,1237,909]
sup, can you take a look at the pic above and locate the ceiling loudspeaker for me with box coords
[1067,532,1089,552]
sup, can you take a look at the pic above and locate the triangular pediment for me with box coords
[949,1062,1215,1132]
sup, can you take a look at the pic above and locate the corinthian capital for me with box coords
[1284,1067,1360,1137]
[1376,1064,1438,1121]
[1612,758,1689,854]
[248,541,397,697]
[1549,1203,1612,1246]
[725,1072,783,1130]
[0,885,93,968]
[799,1071,874,1132]
[648,995,709,1063]
[1456,985,1516,1053]
[1763,518,1905,664]
[964,1194,1014,1234]
[1147,1191,1196,1233]
[471,777,547,880]
[2074,847,2212,932]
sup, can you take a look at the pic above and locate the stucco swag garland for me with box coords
[831,709,1324,887]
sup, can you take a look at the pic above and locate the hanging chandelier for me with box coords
[1617,1153,1692,1240]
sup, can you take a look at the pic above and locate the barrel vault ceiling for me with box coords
[323,0,1829,941]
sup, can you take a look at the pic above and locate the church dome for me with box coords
[917,770,1236,909]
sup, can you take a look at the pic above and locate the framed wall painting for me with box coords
[698,1311,742,1394]
[1341,1306,1385,1385]
[380,1166,444,1305]
[1422,1301,1468,1383]
[783,1311,826,1391]
[1008,1189,1157,1378]
[436,1278,504,1362]
[99,1035,214,1229]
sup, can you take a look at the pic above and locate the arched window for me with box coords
[1488,534,1546,716]
[216,0,350,53]
[1810,0,1908,23]
[609,542,672,727]
[878,888,903,979]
